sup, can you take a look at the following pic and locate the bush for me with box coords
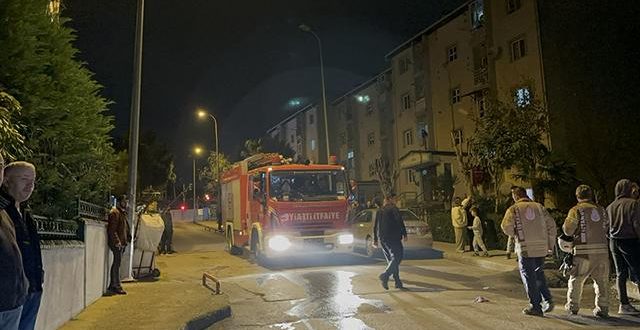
[425,210,455,243]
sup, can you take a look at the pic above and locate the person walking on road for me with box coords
[107,196,131,295]
[606,179,640,315]
[2,162,43,330]
[562,185,610,318]
[451,197,469,253]
[373,193,407,290]
[468,207,489,257]
[501,186,556,316]
[0,155,29,330]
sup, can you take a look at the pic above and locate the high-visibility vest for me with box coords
[572,203,609,256]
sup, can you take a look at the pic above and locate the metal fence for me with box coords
[35,199,108,240]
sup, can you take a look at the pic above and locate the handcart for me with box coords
[131,210,165,279]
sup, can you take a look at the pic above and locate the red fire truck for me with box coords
[220,153,353,260]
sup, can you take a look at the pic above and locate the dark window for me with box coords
[511,38,526,61]
[506,0,521,14]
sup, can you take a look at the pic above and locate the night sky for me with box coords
[64,0,463,180]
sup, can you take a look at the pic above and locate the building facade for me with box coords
[267,104,323,164]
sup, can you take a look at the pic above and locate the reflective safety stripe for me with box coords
[575,243,607,250]
[574,243,608,255]
[518,240,547,251]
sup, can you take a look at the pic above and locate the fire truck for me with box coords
[220,153,353,260]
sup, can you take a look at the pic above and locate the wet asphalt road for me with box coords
[170,223,640,329]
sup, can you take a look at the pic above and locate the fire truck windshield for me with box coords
[269,170,347,201]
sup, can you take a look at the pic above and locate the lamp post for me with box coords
[298,24,330,162]
[192,146,203,223]
[124,0,145,282]
[196,109,221,229]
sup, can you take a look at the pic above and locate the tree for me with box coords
[199,151,232,195]
[260,135,295,159]
[137,131,173,191]
[240,138,262,158]
[469,98,550,210]
[167,160,177,199]
[0,0,115,217]
[0,90,30,160]
[373,156,399,198]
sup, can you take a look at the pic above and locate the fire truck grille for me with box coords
[301,231,324,236]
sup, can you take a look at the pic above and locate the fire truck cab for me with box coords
[220,153,353,260]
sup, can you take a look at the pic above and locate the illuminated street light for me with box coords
[192,145,203,223]
[195,108,221,228]
[298,23,330,162]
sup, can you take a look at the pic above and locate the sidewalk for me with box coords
[59,224,237,330]
[433,241,518,272]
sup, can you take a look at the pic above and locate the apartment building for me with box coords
[387,0,547,202]
[267,103,323,164]
[329,70,393,182]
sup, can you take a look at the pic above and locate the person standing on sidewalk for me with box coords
[451,197,468,253]
[0,155,29,330]
[373,193,407,290]
[562,185,610,318]
[606,179,640,315]
[2,162,43,330]
[468,207,489,257]
[159,203,175,254]
[107,196,131,295]
[501,186,556,316]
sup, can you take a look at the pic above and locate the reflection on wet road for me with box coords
[284,271,388,329]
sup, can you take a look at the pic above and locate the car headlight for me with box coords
[268,235,291,252]
[338,233,354,245]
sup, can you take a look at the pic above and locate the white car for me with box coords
[350,208,433,257]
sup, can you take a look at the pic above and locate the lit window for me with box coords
[311,139,316,150]
[347,150,355,159]
[402,93,411,110]
[511,38,526,61]
[356,95,370,103]
[470,0,484,29]
[514,87,532,107]
[403,129,414,146]
[453,129,464,145]
[506,0,521,14]
[447,45,458,62]
[367,132,375,146]
[309,114,314,125]
[451,88,461,104]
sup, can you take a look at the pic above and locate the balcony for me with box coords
[473,67,488,87]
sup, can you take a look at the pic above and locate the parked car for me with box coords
[350,208,433,257]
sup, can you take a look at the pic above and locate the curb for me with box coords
[183,305,232,330]
[442,250,517,272]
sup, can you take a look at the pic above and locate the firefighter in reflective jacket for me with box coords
[562,184,610,318]
[501,186,557,316]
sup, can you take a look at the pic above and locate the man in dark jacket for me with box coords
[2,161,43,330]
[373,193,407,290]
[159,203,175,254]
[107,196,131,295]
[0,155,29,330]
[606,179,640,315]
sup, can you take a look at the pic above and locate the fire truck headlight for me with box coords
[268,235,291,252]
[338,233,354,245]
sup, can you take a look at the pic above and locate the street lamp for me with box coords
[196,108,221,229]
[298,23,330,162]
[192,146,203,223]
